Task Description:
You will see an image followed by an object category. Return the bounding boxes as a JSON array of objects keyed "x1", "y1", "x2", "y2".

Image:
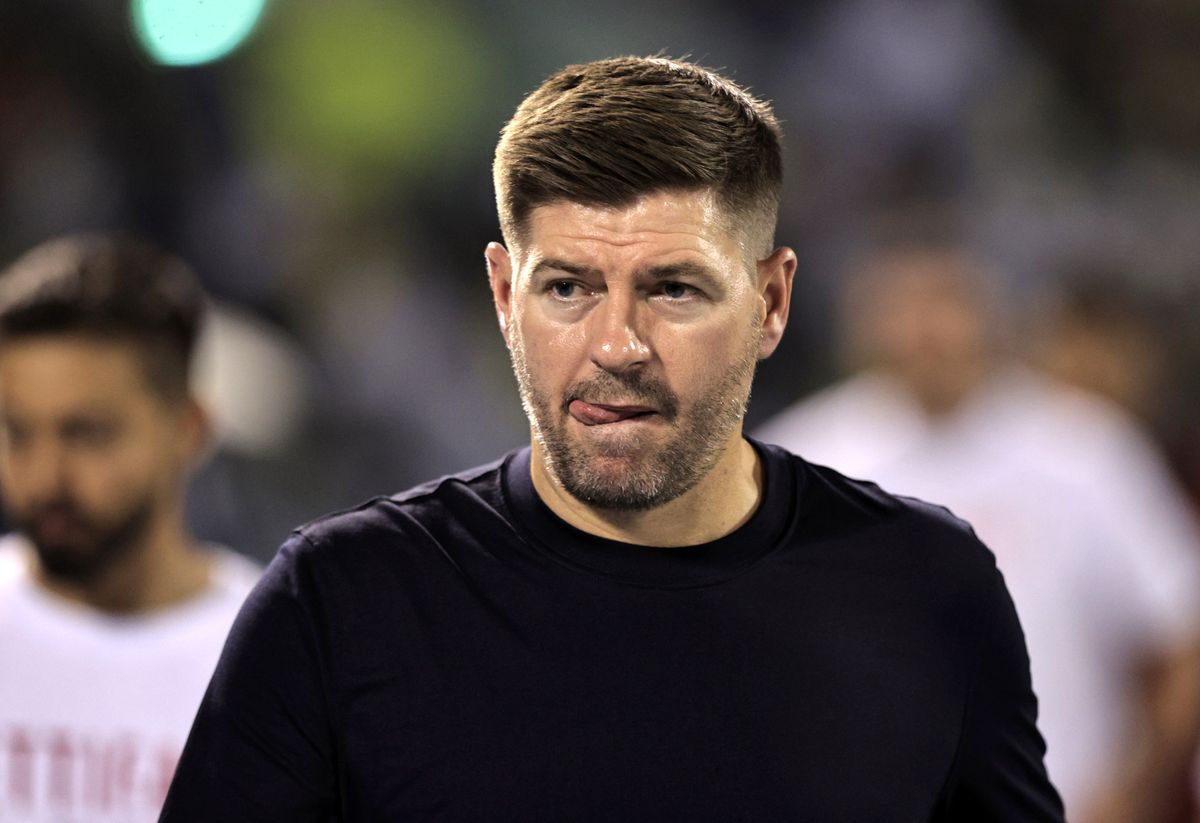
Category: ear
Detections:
[
  {"x1": 755, "y1": 246, "x2": 796, "y2": 359},
  {"x1": 176, "y1": 395, "x2": 214, "y2": 467},
  {"x1": 485, "y1": 241, "x2": 515, "y2": 346}
]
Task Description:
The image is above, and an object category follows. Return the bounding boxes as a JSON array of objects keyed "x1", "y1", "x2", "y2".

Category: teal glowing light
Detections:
[{"x1": 132, "y1": 0, "x2": 268, "y2": 66}]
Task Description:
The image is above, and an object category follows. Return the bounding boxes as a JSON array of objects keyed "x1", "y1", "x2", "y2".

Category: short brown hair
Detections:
[
  {"x1": 0, "y1": 233, "x2": 205, "y2": 401},
  {"x1": 494, "y1": 56, "x2": 783, "y2": 257}
]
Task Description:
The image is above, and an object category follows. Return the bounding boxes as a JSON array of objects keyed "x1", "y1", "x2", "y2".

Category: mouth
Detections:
[
  {"x1": 568, "y1": 399, "x2": 659, "y2": 426},
  {"x1": 33, "y1": 511, "x2": 86, "y2": 537}
]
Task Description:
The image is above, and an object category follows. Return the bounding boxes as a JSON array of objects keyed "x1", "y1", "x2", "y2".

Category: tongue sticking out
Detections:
[{"x1": 569, "y1": 400, "x2": 652, "y2": 426}]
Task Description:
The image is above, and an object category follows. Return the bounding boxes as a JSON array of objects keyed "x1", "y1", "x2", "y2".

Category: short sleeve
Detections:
[
  {"x1": 159, "y1": 533, "x2": 338, "y2": 822},
  {"x1": 936, "y1": 565, "x2": 1066, "y2": 821}
]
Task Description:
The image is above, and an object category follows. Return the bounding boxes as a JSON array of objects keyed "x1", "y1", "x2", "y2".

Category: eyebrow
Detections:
[
  {"x1": 642, "y1": 262, "x2": 723, "y2": 289},
  {"x1": 529, "y1": 259, "x2": 601, "y2": 279},
  {"x1": 529, "y1": 259, "x2": 724, "y2": 288}
]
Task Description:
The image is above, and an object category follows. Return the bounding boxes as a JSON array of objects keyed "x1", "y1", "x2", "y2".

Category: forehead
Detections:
[
  {"x1": 522, "y1": 189, "x2": 744, "y2": 270},
  {"x1": 0, "y1": 336, "x2": 158, "y2": 412}
]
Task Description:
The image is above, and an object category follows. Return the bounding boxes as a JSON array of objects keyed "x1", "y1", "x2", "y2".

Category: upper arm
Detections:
[
  {"x1": 160, "y1": 533, "x2": 339, "y2": 822},
  {"x1": 936, "y1": 565, "x2": 1065, "y2": 822}
]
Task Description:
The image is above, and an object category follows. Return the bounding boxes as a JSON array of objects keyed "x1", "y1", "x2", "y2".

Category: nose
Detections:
[{"x1": 587, "y1": 288, "x2": 651, "y2": 374}]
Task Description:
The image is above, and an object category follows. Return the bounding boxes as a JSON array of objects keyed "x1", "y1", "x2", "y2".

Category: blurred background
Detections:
[
  {"x1": 2, "y1": 0, "x2": 1198, "y2": 555},
  {"x1": 2, "y1": 1, "x2": 1200, "y2": 819}
]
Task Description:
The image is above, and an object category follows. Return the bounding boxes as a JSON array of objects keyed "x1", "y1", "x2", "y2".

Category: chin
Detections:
[
  {"x1": 559, "y1": 456, "x2": 676, "y2": 511},
  {"x1": 33, "y1": 543, "x2": 107, "y2": 583}
]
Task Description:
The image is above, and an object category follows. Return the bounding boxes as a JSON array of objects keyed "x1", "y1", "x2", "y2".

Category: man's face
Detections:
[
  {"x1": 0, "y1": 336, "x2": 198, "y2": 582},
  {"x1": 490, "y1": 189, "x2": 790, "y2": 511},
  {"x1": 845, "y1": 252, "x2": 990, "y2": 414}
]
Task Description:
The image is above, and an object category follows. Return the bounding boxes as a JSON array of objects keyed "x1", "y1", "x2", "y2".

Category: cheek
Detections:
[
  {"x1": 72, "y1": 450, "x2": 151, "y2": 502},
  {"x1": 515, "y1": 314, "x2": 589, "y2": 379},
  {"x1": 73, "y1": 434, "x2": 177, "y2": 508},
  {"x1": 0, "y1": 455, "x2": 26, "y2": 506},
  {"x1": 659, "y1": 316, "x2": 754, "y2": 388}
]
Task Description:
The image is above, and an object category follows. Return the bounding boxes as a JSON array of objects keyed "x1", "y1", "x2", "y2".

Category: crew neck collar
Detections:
[{"x1": 500, "y1": 438, "x2": 799, "y2": 588}]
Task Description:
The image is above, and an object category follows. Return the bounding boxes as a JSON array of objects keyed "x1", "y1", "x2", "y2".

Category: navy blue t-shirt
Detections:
[{"x1": 161, "y1": 440, "x2": 1063, "y2": 821}]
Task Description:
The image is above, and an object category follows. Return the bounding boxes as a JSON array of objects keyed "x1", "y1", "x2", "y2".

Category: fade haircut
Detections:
[
  {"x1": 494, "y1": 56, "x2": 783, "y2": 259},
  {"x1": 0, "y1": 233, "x2": 205, "y2": 402}
]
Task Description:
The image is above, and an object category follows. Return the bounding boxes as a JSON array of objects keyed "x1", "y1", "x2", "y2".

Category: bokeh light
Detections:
[
  {"x1": 132, "y1": 0, "x2": 268, "y2": 66},
  {"x1": 237, "y1": 0, "x2": 490, "y2": 198}
]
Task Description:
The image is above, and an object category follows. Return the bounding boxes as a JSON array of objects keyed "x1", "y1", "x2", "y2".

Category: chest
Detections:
[
  {"x1": 0, "y1": 618, "x2": 223, "y2": 823},
  {"x1": 323, "y1": 572, "x2": 970, "y2": 821}
]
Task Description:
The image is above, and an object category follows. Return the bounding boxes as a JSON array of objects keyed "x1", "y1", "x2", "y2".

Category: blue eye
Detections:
[
  {"x1": 661, "y1": 282, "x2": 693, "y2": 299},
  {"x1": 550, "y1": 281, "x2": 579, "y2": 299}
]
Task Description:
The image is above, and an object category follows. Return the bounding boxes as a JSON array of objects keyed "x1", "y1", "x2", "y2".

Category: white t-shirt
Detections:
[
  {"x1": 0, "y1": 536, "x2": 260, "y2": 823},
  {"x1": 756, "y1": 367, "x2": 1200, "y2": 816}
]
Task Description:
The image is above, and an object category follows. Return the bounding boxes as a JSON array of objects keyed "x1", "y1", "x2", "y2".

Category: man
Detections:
[
  {"x1": 757, "y1": 242, "x2": 1200, "y2": 822},
  {"x1": 162, "y1": 57, "x2": 1063, "y2": 820},
  {"x1": 0, "y1": 234, "x2": 260, "y2": 822}
]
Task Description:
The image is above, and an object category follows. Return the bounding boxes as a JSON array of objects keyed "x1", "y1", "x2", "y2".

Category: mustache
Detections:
[{"x1": 562, "y1": 371, "x2": 680, "y2": 420}]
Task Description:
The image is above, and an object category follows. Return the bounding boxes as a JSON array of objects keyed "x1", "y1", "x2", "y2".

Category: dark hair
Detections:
[
  {"x1": 494, "y1": 56, "x2": 783, "y2": 256},
  {"x1": 0, "y1": 233, "x2": 205, "y2": 400}
]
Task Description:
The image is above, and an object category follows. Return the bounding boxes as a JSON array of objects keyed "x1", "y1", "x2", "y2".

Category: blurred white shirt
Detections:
[{"x1": 0, "y1": 536, "x2": 259, "y2": 823}]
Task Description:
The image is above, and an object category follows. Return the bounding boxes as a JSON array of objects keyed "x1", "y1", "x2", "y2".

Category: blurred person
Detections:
[
  {"x1": 757, "y1": 242, "x2": 1200, "y2": 822},
  {"x1": 1031, "y1": 272, "x2": 1200, "y2": 821},
  {"x1": 1031, "y1": 273, "x2": 1171, "y2": 424},
  {"x1": 0, "y1": 234, "x2": 260, "y2": 822},
  {"x1": 161, "y1": 57, "x2": 1062, "y2": 821}
]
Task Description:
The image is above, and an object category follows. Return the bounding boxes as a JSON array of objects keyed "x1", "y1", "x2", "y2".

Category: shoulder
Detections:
[
  {"x1": 0, "y1": 536, "x2": 31, "y2": 616},
  {"x1": 987, "y1": 368, "x2": 1154, "y2": 469},
  {"x1": 773, "y1": 441, "x2": 986, "y2": 547},
  {"x1": 231, "y1": 455, "x2": 520, "y2": 645},
  {"x1": 763, "y1": 441, "x2": 999, "y2": 589},
  {"x1": 203, "y1": 545, "x2": 264, "y2": 601},
  {"x1": 0, "y1": 534, "x2": 28, "y2": 586},
  {"x1": 263, "y1": 454, "x2": 516, "y2": 588},
  {"x1": 295, "y1": 454, "x2": 510, "y2": 549},
  {"x1": 762, "y1": 442, "x2": 1016, "y2": 677}
]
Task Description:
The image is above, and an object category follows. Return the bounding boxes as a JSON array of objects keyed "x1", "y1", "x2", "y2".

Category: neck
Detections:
[
  {"x1": 530, "y1": 434, "x2": 764, "y2": 547},
  {"x1": 33, "y1": 507, "x2": 212, "y2": 615},
  {"x1": 905, "y1": 359, "x2": 993, "y2": 419}
]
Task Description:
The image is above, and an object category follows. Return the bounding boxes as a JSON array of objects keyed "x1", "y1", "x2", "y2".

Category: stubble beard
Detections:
[
  {"x1": 509, "y1": 327, "x2": 761, "y2": 512},
  {"x1": 12, "y1": 493, "x2": 156, "y2": 585}
]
